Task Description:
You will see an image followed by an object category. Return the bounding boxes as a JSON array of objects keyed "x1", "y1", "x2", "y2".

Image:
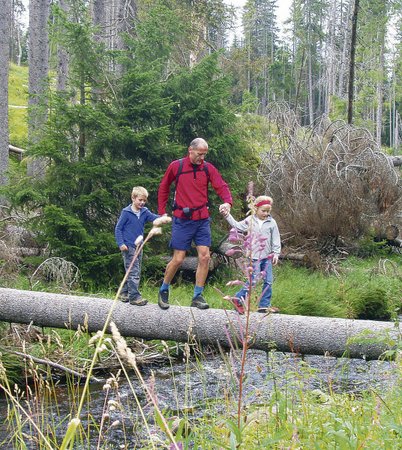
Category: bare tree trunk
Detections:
[
  {"x1": 0, "y1": 0, "x2": 11, "y2": 188},
  {"x1": 347, "y1": 0, "x2": 359, "y2": 125},
  {"x1": 325, "y1": 0, "x2": 337, "y2": 115},
  {"x1": 307, "y1": 48, "x2": 314, "y2": 124},
  {"x1": 307, "y1": 5, "x2": 314, "y2": 125},
  {"x1": 114, "y1": 0, "x2": 137, "y2": 74},
  {"x1": 375, "y1": 40, "x2": 384, "y2": 146},
  {"x1": 337, "y1": 0, "x2": 351, "y2": 96},
  {"x1": 27, "y1": 0, "x2": 50, "y2": 178},
  {"x1": 0, "y1": 288, "x2": 400, "y2": 360},
  {"x1": 57, "y1": 0, "x2": 69, "y2": 91},
  {"x1": 91, "y1": 0, "x2": 107, "y2": 42}
]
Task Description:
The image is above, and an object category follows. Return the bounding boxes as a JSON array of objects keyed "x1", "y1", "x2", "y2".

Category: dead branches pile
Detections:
[{"x1": 259, "y1": 108, "x2": 402, "y2": 249}]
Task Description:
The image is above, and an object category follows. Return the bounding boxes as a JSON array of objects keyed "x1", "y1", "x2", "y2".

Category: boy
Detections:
[
  {"x1": 221, "y1": 195, "x2": 281, "y2": 314},
  {"x1": 115, "y1": 186, "x2": 159, "y2": 305}
]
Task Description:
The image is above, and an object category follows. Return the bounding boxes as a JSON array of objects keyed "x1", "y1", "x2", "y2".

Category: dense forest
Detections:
[{"x1": 1, "y1": 0, "x2": 401, "y2": 287}]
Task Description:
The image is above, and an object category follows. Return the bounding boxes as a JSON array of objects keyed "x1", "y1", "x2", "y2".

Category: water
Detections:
[{"x1": 0, "y1": 350, "x2": 399, "y2": 449}]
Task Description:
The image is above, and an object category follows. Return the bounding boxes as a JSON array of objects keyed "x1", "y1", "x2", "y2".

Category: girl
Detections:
[{"x1": 222, "y1": 195, "x2": 281, "y2": 314}]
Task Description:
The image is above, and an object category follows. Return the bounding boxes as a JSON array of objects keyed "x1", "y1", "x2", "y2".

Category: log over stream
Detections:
[{"x1": 0, "y1": 288, "x2": 399, "y2": 360}]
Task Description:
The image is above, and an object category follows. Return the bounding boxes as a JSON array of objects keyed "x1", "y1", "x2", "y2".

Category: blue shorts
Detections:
[{"x1": 170, "y1": 217, "x2": 211, "y2": 250}]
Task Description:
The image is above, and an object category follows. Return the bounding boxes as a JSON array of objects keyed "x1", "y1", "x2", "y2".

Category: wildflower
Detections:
[
  {"x1": 134, "y1": 235, "x2": 144, "y2": 246},
  {"x1": 111, "y1": 420, "x2": 120, "y2": 428},
  {"x1": 88, "y1": 330, "x2": 103, "y2": 345},
  {"x1": 247, "y1": 181, "x2": 254, "y2": 196},
  {"x1": 228, "y1": 228, "x2": 242, "y2": 243},
  {"x1": 148, "y1": 227, "x2": 162, "y2": 238},
  {"x1": 96, "y1": 344, "x2": 108, "y2": 353},
  {"x1": 225, "y1": 247, "x2": 242, "y2": 257},
  {"x1": 226, "y1": 280, "x2": 244, "y2": 286},
  {"x1": 153, "y1": 216, "x2": 172, "y2": 226}
]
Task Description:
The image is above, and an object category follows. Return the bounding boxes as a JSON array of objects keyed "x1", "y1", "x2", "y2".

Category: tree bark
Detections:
[
  {"x1": 375, "y1": 38, "x2": 385, "y2": 146},
  {"x1": 0, "y1": 288, "x2": 399, "y2": 360},
  {"x1": 0, "y1": 0, "x2": 11, "y2": 187},
  {"x1": 347, "y1": 0, "x2": 359, "y2": 125},
  {"x1": 56, "y1": 0, "x2": 69, "y2": 91},
  {"x1": 390, "y1": 155, "x2": 402, "y2": 167},
  {"x1": 9, "y1": 144, "x2": 25, "y2": 157},
  {"x1": 27, "y1": 0, "x2": 50, "y2": 178}
]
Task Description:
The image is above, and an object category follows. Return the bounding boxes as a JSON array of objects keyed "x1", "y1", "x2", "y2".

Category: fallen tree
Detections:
[
  {"x1": 0, "y1": 288, "x2": 399, "y2": 360},
  {"x1": 390, "y1": 155, "x2": 402, "y2": 167}
]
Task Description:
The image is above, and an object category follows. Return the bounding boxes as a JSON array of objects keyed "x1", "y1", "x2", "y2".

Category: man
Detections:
[{"x1": 157, "y1": 138, "x2": 232, "y2": 310}]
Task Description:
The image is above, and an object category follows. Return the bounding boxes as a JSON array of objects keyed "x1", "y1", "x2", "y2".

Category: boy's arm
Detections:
[
  {"x1": 144, "y1": 208, "x2": 160, "y2": 223},
  {"x1": 115, "y1": 211, "x2": 127, "y2": 249}
]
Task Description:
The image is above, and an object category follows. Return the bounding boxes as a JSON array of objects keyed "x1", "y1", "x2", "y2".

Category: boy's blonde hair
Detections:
[
  {"x1": 131, "y1": 186, "x2": 149, "y2": 199},
  {"x1": 254, "y1": 195, "x2": 273, "y2": 211}
]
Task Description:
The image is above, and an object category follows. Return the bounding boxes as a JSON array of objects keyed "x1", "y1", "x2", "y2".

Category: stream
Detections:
[{"x1": 0, "y1": 349, "x2": 399, "y2": 449}]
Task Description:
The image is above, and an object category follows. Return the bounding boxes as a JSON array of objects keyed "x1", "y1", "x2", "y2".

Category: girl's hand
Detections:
[{"x1": 219, "y1": 203, "x2": 231, "y2": 217}]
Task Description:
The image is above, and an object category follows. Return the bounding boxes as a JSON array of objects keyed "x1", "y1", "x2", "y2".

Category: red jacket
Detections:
[{"x1": 158, "y1": 156, "x2": 232, "y2": 220}]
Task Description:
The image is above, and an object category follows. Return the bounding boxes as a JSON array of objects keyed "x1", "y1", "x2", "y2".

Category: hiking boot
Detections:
[
  {"x1": 129, "y1": 296, "x2": 148, "y2": 306},
  {"x1": 158, "y1": 290, "x2": 170, "y2": 310},
  {"x1": 191, "y1": 295, "x2": 210, "y2": 310},
  {"x1": 119, "y1": 294, "x2": 129, "y2": 303}
]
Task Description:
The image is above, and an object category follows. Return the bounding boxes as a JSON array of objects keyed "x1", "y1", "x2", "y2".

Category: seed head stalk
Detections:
[
  {"x1": 236, "y1": 181, "x2": 255, "y2": 429},
  {"x1": 60, "y1": 218, "x2": 172, "y2": 449}
]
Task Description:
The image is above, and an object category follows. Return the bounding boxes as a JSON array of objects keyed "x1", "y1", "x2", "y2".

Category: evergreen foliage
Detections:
[{"x1": 4, "y1": 0, "x2": 249, "y2": 287}]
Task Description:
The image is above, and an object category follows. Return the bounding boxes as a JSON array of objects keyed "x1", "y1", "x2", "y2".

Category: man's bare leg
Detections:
[
  {"x1": 163, "y1": 249, "x2": 186, "y2": 284},
  {"x1": 191, "y1": 245, "x2": 210, "y2": 309},
  {"x1": 195, "y1": 245, "x2": 210, "y2": 287},
  {"x1": 158, "y1": 249, "x2": 186, "y2": 309}
]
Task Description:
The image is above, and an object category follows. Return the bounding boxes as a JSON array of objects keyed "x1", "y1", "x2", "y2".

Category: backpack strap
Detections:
[
  {"x1": 175, "y1": 158, "x2": 184, "y2": 185},
  {"x1": 172, "y1": 159, "x2": 210, "y2": 212},
  {"x1": 175, "y1": 158, "x2": 210, "y2": 185}
]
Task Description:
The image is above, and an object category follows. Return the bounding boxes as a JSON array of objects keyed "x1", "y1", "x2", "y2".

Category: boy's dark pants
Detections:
[{"x1": 121, "y1": 246, "x2": 142, "y2": 300}]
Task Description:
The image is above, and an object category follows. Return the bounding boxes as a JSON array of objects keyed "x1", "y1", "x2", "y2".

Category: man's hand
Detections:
[
  {"x1": 219, "y1": 202, "x2": 231, "y2": 217},
  {"x1": 119, "y1": 244, "x2": 128, "y2": 251},
  {"x1": 272, "y1": 254, "x2": 279, "y2": 265}
]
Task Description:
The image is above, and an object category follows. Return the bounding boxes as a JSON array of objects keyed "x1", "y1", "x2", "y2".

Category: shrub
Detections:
[{"x1": 353, "y1": 287, "x2": 391, "y2": 321}]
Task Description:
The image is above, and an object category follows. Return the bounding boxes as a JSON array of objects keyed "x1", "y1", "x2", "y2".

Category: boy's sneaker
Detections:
[
  {"x1": 158, "y1": 290, "x2": 170, "y2": 310},
  {"x1": 257, "y1": 306, "x2": 280, "y2": 314},
  {"x1": 129, "y1": 296, "x2": 148, "y2": 306},
  {"x1": 191, "y1": 295, "x2": 210, "y2": 310},
  {"x1": 119, "y1": 294, "x2": 129, "y2": 303},
  {"x1": 231, "y1": 297, "x2": 245, "y2": 315}
]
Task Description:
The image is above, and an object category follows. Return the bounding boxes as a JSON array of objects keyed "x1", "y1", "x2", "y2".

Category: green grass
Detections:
[
  {"x1": 194, "y1": 378, "x2": 402, "y2": 449},
  {"x1": 0, "y1": 253, "x2": 401, "y2": 449},
  {"x1": 134, "y1": 254, "x2": 402, "y2": 321},
  {"x1": 8, "y1": 63, "x2": 28, "y2": 147}
]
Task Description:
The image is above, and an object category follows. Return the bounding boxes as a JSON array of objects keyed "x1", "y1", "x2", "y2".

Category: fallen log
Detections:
[
  {"x1": 0, "y1": 288, "x2": 399, "y2": 360},
  {"x1": 390, "y1": 155, "x2": 402, "y2": 167},
  {"x1": 9, "y1": 145, "x2": 25, "y2": 160},
  {"x1": 218, "y1": 237, "x2": 315, "y2": 266},
  {"x1": 161, "y1": 255, "x2": 219, "y2": 271}
]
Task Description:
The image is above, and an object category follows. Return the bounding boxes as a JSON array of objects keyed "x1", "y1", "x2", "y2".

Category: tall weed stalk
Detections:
[
  {"x1": 58, "y1": 217, "x2": 177, "y2": 449},
  {"x1": 221, "y1": 182, "x2": 272, "y2": 441}
]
